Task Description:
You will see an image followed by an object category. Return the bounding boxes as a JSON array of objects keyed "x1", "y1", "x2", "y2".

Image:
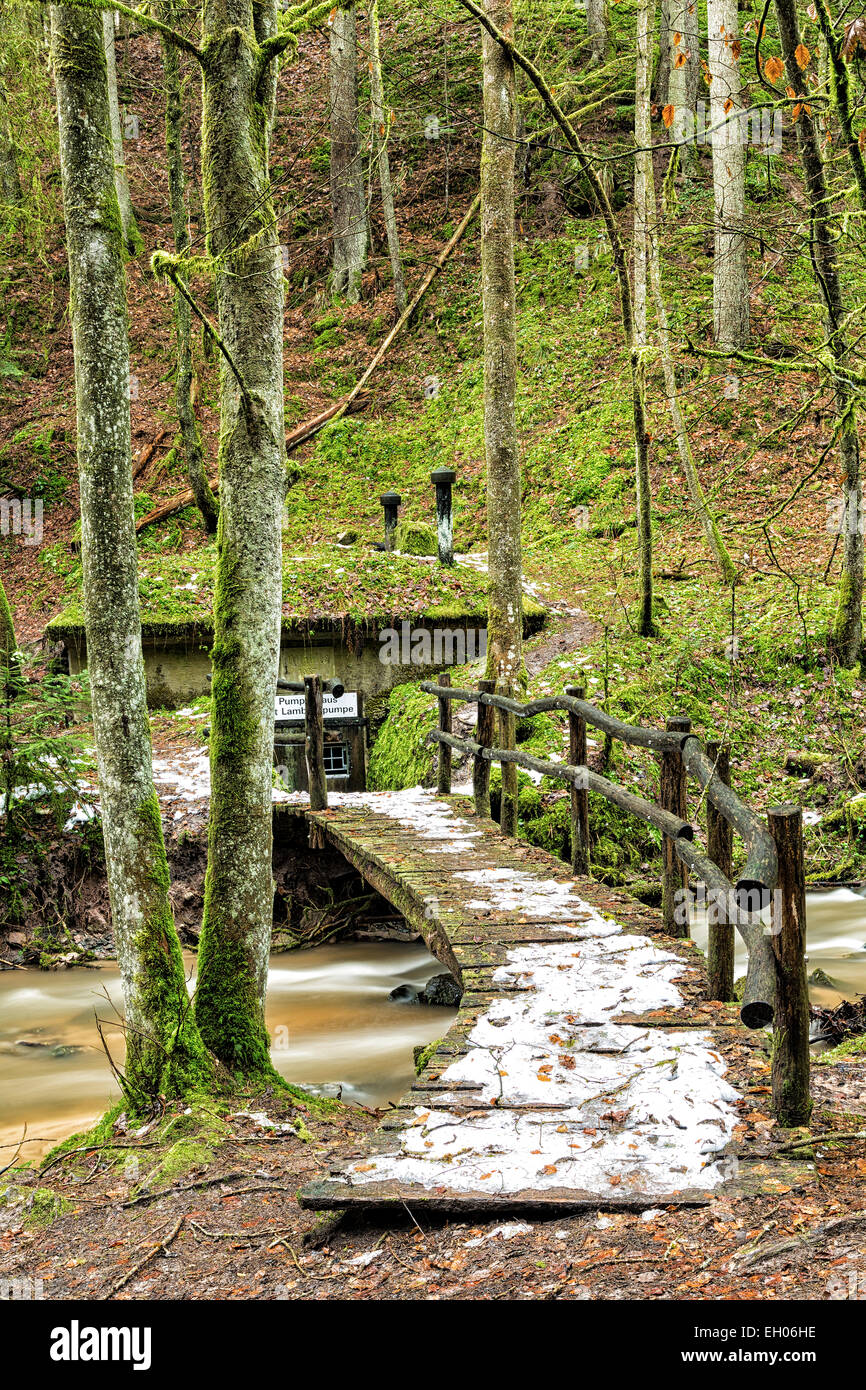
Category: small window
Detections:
[{"x1": 322, "y1": 742, "x2": 350, "y2": 778}]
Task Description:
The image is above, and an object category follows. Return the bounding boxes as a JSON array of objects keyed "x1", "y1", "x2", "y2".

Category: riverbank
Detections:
[{"x1": 1, "y1": 1062, "x2": 865, "y2": 1302}]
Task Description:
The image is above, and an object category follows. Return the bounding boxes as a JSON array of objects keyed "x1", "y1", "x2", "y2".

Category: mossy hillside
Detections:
[
  {"x1": 45, "y1": 546, "x2": 499, "y2": 637},
  {"x1": 367, "y1": 683, "x2": 439, "y2": 790}
]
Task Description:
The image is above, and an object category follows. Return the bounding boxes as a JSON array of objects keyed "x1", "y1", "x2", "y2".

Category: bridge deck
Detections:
[{"x1": 296, "y1": 790, "x2": 809, "y2": 1215}]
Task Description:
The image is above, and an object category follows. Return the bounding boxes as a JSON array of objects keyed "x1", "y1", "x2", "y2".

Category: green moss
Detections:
[
  {"x1": 414, "y1": 1038, "x2": 442, "y2": 1074},
  {"x1": 24, "y1": 1186, "x2": 72, "y2": 1228},
  {"x1": 125, "y1": 793, "x2": 213, "y2": 1107},
  {"x1": 143, "y1": 1138, "x2": 214, "y2": 1188},
  {"x1": 395, "y1": 519, "x2": 437, "y2": 555},
  {"x1": 367, "y1": 683, "x2": 438, "y2": 790}
]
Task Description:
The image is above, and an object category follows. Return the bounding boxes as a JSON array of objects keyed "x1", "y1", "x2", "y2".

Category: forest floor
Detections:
[
  {"x1": 3, "y1": 8, "x2": 866, "y2": 1301},
  {"x1": 1, "y1": 1068, "x2": 865, "y2": 1302}
]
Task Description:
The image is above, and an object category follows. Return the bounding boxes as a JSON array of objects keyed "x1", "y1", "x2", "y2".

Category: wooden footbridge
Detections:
[{"x1": 291, "y1": 676, "x2": 813, "y2": 1215}]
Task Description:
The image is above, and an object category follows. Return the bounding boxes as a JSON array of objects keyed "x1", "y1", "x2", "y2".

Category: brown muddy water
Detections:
[
  {"x1": 3, "y1": 891, "x2": 866, "y2": 1162},
  {"x1": 0, "y1": 942, "x2": 455, "y2": 1161},
  {"x1": 690, "y1": 887, "x2": 866, "y2": 1010}
]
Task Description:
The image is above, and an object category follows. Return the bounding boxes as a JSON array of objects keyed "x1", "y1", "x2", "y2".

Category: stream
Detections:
[
  {"x1": 2, "y1": 889, "x2": 866, "y2": 1162},
  {"x1": 0, "y1": 941, "x2": 454, "y2": 1161}
]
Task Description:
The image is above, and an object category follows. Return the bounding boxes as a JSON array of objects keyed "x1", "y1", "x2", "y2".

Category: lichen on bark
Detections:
[
  {"x1": 51, "y1": 0, "x2": 209, "y2": 1106},
  {"x1": 192, "y1": 0, "x2": 286, "y2": 1079}
]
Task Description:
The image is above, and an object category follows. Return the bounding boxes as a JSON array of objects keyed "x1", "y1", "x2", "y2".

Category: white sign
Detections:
[{"x1": 274, "y1": 691, "x2": 358, "y2": 723}]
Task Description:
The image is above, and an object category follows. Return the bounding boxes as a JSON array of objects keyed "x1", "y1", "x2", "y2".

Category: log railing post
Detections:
[
  {"x1": 498, "y1": 683, "x2": 518, "y2": 837},
  {"x1": 379, "y1": 490, "x2": 401, "y2": 551},
  {"x1": 706, "y1": 740, "x2": 735, "y2": 1000},
  {"x1": 565, "y1": 684, "x2": 589, "y2": 875},
  {"x1": 473, "y1": 678, "x2": 495, "y2": 817},
  {"x1": 430, "y1": 467, "x2": 456, "y2": 566},
  {"x1": 436, "y1": 672, "x2": 451, "y2": 795},
  {"x1": 768, "y1": 805, "x2": 812, "y2": 1127},
  {"x1": 660, "y1": 716, "x2": 691, "y2": 936},
  {"x1": 304, "y1": 673, "x2": 328, "y2": 811}
]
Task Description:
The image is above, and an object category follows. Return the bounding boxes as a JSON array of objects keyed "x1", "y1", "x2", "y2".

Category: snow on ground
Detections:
[
  {"x1": 339, "y1": 924, "x2": 740, "y2": 1197},
  {"x1": 54, "y1": 765, "x2": 741, "y2": 1198}
]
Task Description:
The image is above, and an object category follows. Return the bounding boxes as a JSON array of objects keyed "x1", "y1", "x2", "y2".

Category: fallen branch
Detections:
[
  {"x1": 104, "y1": 1216, "x2": 184, "y2": 1299},
  {"x1": 775, "y1": 1128, "x2": 866, "y2": 1153},
  {"x1": 135, "y1": 194, "x2": 480, "y2": 536},
  {"x1": 132, "y1": 428, "x2": 171, "y2": 481}
]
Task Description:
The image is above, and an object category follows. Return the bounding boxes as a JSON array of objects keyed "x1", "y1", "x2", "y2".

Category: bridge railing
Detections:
[{"x1": 418, "y1": 679, "x2": 811, "y2": 1120}]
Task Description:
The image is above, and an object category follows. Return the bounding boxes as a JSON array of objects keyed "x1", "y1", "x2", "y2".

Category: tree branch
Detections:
[{"x1": 43, "y1": 0, "x2": 204, "y2": 63}]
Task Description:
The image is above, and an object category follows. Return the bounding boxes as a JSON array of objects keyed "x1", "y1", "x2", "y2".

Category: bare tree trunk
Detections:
[
  {"x1": 683, "y1": 0, "x2": 699, "y2": 113},
  {"x1": 634, "y1": 0, "x2": 652, "y2": 348},
  {"x1": 330, "y1": 4, "x2": 366, "y2": 302},
  {"x1": 160, "y1": 2, "x2": 218, "y2": 533},
  {"x1": 667, "y1": 0, "x2": 696, "y2": 173},
  {"x1": 707, "y1": 0, "x2": 749, "y2": 348},
  {"x1": 102, "y1": 11, "x2": 140, "y2": 255},
  {"x1": 774, "y1": 0, "x2": 862, "y2": 665},
  {"x1": 481, "y1": 0, "x2": 522, "y2": 836},
  {"x1": 654, "y1": 0, "x2": 671, "y2": 106},
  {"x1": 51, "y1": 2, "x2": 209, "y2": 1105},
  {"x1": 640, "y1": 0, "x2": 737, "y2": 585},
  {"x1": 369, "y1": 0, "x2": 405, "y2": 317},
  {"x1": 586, "y1": 0, "x2": 608, "y2": 67},
  {"x1": 193, "y1": 0, "x2": 287, "y2": 1076}
]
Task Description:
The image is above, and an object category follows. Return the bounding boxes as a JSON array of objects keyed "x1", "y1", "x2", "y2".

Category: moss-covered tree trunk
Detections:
[
  {"x1": 193, "y1": 0, "x2": 285, "y2": 1077},
  {"x1": 0, "y1": 5, "x2": 21, "y2": 208},
  {"x1": 369, "y1": 0, "x2": 405, "y2": 317},
  {"x1": 481, "y1": 0, "x2": 521, "y2": 832},
  {"x1": 775, "y1": 0, "x2": 862, "y2": 666},
  {"x1": 329, "y1": 3, "x2": 366, "y2": 301},
  {"x1": 160, "y1": 1, "x2": 218, "y2": 533},
  {"x1": 102, "y1": 10, "x2": 140, "y2": 254},
  {"x1": 707, "y1": 0, "x2": 749, "y2": 349},
  {"x1": 51, "y1": 2, "x2": 209, "y2": 1105}
]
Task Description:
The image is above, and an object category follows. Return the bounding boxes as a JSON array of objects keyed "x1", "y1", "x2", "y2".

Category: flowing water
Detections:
[
  {"x1": 690, "y1": 887, "x2": 866, "y2": 1009},
  {"x1": 3, "y1": 891, "x2": 866, "y2": 1163},
  {"x1": 0, "y1": 942, "x2": 454, "y2": 1161}
]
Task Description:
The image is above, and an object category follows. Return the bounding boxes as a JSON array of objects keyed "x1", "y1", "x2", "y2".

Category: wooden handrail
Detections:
[
  {"x1": 420, "y1": 678, "x2": 782, "y2": 1030},
  {"x1": 419, "y1": 679, "x2": 776, "y2": 892}
]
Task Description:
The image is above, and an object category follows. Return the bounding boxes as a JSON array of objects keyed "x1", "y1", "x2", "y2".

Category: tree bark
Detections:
[
  {"x1": 586, "y1": 0, "x2": 608, "y2": 67},
  {"x1": 667, "y1": 0, "x2": 696, "y2": 173},
  {"x1": 774, "y1": 0, "x2": 862, "y2": 666},
  {"x1": 369, "y1": 0, "x2": 406, "y2": 317},
  {"x1": 642, "y1": 3, "x2": 737, "y2": 584},
  {"x1": 481, "y1": 0, "x2": 522, "y2": 832},
  {"x1": 707, "y1": 0, "x2": 749, "y2": 348},
  {"x1": 330, "y1": 4, "x2": 366, "y2": 302},
  {"x1": 193, "y1": 0, "x2": 286, "y2": 1077},
  {"x1": 654, "y1": 0, "x2": 671, "y2": 107},
  {"x1": 102, "y1": 11, "x2": 140, "y2": 254},
  {"x1": 51, "y1": 2, "x2": 208, "y2": 1105},
  {"x1": 160, "y1": 2, "x2": 218, "y2": 533}
]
